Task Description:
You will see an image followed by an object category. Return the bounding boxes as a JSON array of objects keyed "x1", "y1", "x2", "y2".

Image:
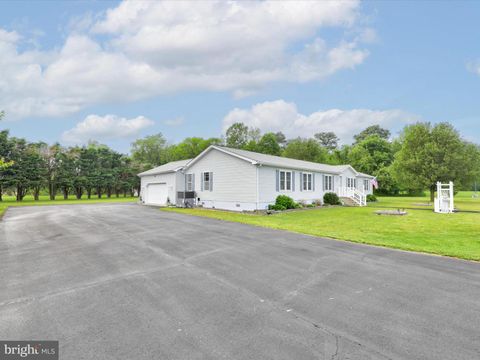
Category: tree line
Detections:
[
  {"x1": 0, "y1": 115, "x2": 141, "y2": 201},
  {"x1": 1, "y1": 107, "x2": 479, "y2": 202},
  {"x1": 131, "y1": 121, "x2": 480, "y2": 201}
]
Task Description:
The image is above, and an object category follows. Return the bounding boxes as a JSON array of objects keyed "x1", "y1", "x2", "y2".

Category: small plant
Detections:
[
  {"x1": 275, "y1": 195, "x2": 297, "y2": 209},
  {"x1": 323, "y1": 192, "x2": 341, "y2": 205},
  {"x1": 313, "y1": 199, "x2": 323, "y2": 207},
  {"x1": 367, "y1": 194, "x2": 378, "y2": 202}
]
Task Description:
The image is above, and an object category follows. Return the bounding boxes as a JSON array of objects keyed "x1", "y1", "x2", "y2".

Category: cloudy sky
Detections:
[{"x1": 1, "y1": 0, "x2": 479, "y2": 152}]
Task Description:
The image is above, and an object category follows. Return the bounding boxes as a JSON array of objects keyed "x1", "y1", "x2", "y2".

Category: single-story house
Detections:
[{"x1": 138, "y1": 145, "x2": 374, "y2": 211}]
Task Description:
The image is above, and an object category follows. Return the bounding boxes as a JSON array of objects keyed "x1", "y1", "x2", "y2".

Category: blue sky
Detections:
[{"x1": 1, "y1": 0, "x2": 479, "y2": 153}]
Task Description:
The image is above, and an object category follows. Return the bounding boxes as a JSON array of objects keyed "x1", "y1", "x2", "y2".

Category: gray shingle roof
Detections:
[
  {"x1": 213, "y1": 146, "x2": 362, "y2": 175},
  {"x1": 138, "y1": 159, "x2": 191, "y2": 176}
]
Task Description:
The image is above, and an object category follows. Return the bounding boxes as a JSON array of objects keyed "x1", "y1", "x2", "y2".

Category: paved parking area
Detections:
[{"x1": 0, "y1": 203, "x2": 479, "y2": 359}]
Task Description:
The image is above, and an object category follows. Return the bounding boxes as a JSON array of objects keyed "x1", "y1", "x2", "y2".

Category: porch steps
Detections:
[{"x1": 340, "y1": 196, "x2": 360, "y2": 207}]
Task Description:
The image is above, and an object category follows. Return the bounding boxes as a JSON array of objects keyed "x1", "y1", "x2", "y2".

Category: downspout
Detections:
[{"x1": 256, "y1": 164, "x2": 261, "y2": 210}]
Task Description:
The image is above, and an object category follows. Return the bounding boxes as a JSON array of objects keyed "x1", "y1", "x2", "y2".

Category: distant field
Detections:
[
  {"x1": 163, "y1": 192, "x2": 480, "y2": 261},
  {"x1": 0, "y1": 195, "x2": 137, "y2": 217}
]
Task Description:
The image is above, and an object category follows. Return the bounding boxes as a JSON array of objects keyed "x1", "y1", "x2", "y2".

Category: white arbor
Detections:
[{"x1": 434, "y1": 182, "x2": 454, "y2": 213}]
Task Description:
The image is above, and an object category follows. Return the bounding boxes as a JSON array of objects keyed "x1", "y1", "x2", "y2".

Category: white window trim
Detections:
[
  {"x1": 302, "y1": 172, "x2": 313, "y2": 191},
  {"x1": 324, "y1": 175, "x2": 333, "y2": 191},
  {"x1": 363, "y1": 179, "x2": 370, "y2": 191},
  {"x1": 203, "y1": 171, "x2": 212, "y2": 191},
  {"x1": 279, "y1": 170, "x2": 293, "y2": 192},
  {"x1": 186, "y1": 173, "x2": 194, "y2": 191},
  {"x1": 347, "y1": 177, "x2": 356, "y2": 188}
]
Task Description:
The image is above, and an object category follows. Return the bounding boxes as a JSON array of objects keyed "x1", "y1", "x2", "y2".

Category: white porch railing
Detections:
[{"x1": 337, "y1": 187, "x2": 367, "y2": 206}]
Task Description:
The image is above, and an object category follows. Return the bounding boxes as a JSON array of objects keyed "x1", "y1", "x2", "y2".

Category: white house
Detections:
[{"x1": 138, "y1": 145, "x2": 374, "y2": 211}]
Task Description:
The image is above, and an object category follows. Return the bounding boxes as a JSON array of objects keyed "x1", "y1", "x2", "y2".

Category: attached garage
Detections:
[
  {"x1": 138, "y1": 159, "x2": 192, "y2": 207},
  {"x1": 145, "y1": 183, "x2": 168, "y2": 205}
]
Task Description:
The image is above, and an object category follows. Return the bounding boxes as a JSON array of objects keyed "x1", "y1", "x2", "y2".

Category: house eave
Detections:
[{"x1": 138, "y1": 169, "x2": 182, "y2": 177}]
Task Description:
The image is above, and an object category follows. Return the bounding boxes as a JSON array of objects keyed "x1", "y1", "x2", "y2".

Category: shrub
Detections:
[
  {"x1": 313, "y1": 199, "x2": 323, "y2": 207},
  {"x1": 275, "y1": 195, "x2": 297, "y2": 209},
  {"x1": 268, "y1": 204, "x2": 286, "y2": 211},
  {"x1": 323, "y1": 192, "x2": 341, "y2": 205},
  {"x1": 366, "y1": 194, "x2": 378, "y2": 202}
]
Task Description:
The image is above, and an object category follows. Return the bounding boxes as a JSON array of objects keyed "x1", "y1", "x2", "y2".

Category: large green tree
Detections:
[
  {"x1": 283, "y1": 138, "x2": 327, "y2": 163},
  {"x1": 2, "y1": 138, "x2": 37, "y2": 201},
  {"x1": 169, "y1": 137, "x2": 222, "y2": 160},
  {"x1": 0, "y1": 111, "x2": 13, "y2": 170},
  {"x1": 131, "y1": 133, "x2": 168, "y2": 169},
  {"x1": 256, "y1": 132, "x2": 281, "y2": 155},
  {"x1": 393, "y1": 122, "x2": 480, "y2": 201},
  {"x1": 348, "y1": 135, "x2": 394, "y2": 175},
  {"x1": 274, "y1": 132, "x2": 287, "y2": 148},
  {"x1": 39, "y1": 144, "x2": 61, "y2": 200},
  {"x1": 26, "y1": 143, "x2": 47, "y2": 200},
  {"x1": 314, "y1": 132, "x2": 339, "y2": 151},
  {"x1": 225, "y1": 123, "x2": 250, "y2": 148},
  {"x1": 354, "y1": 125, "x2": 391, "y2": 143}
]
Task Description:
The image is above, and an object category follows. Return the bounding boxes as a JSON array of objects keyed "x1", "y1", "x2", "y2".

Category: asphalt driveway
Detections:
[{"x1": 0, "y1": 204, "x2": 479, "y2": 359}]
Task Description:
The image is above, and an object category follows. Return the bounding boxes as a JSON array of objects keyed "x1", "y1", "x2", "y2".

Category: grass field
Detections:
[
  {"x1": 163, "y1": 192, "x2": 480, "y2": 261},
  {"x1": 0, "y1": 195, "x2": 137, "y2": 218},
  {"x1": 375, "y1": 191, "x2": 480, "y2": 212}
]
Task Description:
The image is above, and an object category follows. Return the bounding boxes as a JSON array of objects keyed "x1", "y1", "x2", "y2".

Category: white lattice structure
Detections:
[{"x1": 434, "y1": 182, "x2": 454, "y2": 213}]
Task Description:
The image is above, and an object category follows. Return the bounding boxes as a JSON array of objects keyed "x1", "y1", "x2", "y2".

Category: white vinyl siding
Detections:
[
  {"x1": 259, "y1": 166, "x2": 328, "y2": 208},
  {"x1": 187, "y1": 148, "x2": 257, "y2": 205},
  {"x1": 140, "y1": 172, "x2": 178, "y2": 205}
]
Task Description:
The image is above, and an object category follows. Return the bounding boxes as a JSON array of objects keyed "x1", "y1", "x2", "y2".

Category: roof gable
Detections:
[
  {"x1": 184, "y1": 146, "x2": 258, "y2": 169},
  {"x1": 138, "y1": 159, "x2": 191, "y2": 177}
]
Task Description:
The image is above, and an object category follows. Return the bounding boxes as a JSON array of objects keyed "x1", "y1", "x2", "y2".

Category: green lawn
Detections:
[
  {"x1": 163, "y1": 192, "x2": 480, "y2": 261},
  {"x1": 0, "y1": 195, "x2": 137, "y2": 218},
  {"x1": 375, "y1": 191, "x2": 480, "y2": 212}
]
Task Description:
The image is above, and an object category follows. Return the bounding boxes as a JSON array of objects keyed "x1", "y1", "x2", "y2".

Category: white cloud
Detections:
[
  {"x1": 222, "y1": 100, "x2": 421, "y2": 143},
  {"x1": 467, "y1": 60, "x2": 480, "y2": 76},
  {"x1": 0, "y1": 0, "x2": 373, "y2": 119},
  {"x1": 61, "y1": 114, "x2": 154, "y2": 144}
]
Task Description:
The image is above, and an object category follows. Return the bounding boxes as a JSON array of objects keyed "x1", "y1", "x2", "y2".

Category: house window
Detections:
[
  {"x1": 186, "y1": 174, "x2": 194, "y2": 191},
  {"x1": 324, "y1": 175, "x2": 333, "y2": 191},
  {"x1": 203, "y1": 172, "x2": 211, "y2": 191},
  {"x1": 302, "y1": 173, "x2": 312, "y2": 191},
  {"x1": 347, "y1": 178, "x2": 356, "y2": 188},
  {"x1": 280, "y1": 171, "x2": 292, "y2": 191},
  {"x1": 364, "y1": 179, "x2": 370, "y2": 191}
]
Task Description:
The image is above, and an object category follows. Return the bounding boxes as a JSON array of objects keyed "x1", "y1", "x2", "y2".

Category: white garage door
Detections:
[{"x1": 146, "y1": 183, "x2": 168, "y2": 205}]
